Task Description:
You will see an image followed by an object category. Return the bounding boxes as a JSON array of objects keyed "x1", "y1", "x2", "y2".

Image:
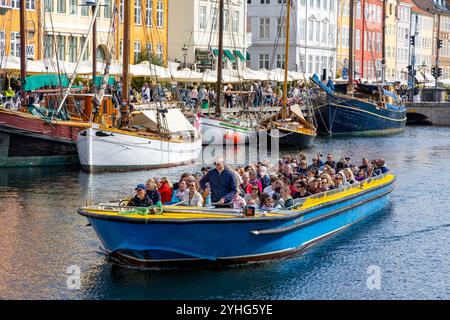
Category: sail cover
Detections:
[{"x1": 131, "y1": 109, "x2": 195, "y2": 134}]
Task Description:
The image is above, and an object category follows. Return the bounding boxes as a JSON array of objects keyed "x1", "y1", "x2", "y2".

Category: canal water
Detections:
[{"x1": 0, "y1": 126, "x2": 449, "y2": 300}]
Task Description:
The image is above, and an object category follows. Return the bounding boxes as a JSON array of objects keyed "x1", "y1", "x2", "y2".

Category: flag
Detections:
[{"x1": 194, "y1": 112, "x2": 202, "y2": 133}]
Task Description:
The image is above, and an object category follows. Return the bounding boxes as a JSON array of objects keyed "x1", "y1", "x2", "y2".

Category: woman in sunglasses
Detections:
[
  {"x1": 244, "y1": 186, "x2": 261, "y2": 207},
  {"x1": 182, "y1": 182, "x2": 204, "y2": 207}
]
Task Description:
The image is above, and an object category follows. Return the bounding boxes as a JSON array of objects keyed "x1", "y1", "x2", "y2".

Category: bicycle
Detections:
[{"x1": 2, "y1": 96, "x2": 21, "y2": 111}]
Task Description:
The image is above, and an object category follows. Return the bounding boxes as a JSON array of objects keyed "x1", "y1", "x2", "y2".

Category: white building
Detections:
[
  {"x1": 167, "y1": 0, "x2": 250, "y2": 71},
  {"x1": 247, "y1": 0, "x2": 337, "y2": 78},
  {"x1": 396, "y1": 1, "x2": 413, "y2": 81}
]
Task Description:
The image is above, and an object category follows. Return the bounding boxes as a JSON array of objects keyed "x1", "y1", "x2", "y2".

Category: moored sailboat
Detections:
[{"x1": 76, "y1": 0, "x2": 202, "y2": 172}]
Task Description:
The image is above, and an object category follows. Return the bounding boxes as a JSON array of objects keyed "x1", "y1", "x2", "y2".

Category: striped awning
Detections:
[
  {"x1": 234, "y1": 50, "x2": 246, "y2": 61},
  {"x1": 223, "y1": 49, "x2": 236, "y2": 62}
]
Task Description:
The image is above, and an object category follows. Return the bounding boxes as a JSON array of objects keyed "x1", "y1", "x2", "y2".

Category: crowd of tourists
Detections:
[{"x1": 127, "y1": 153, "x2": 390, "y2": 211}]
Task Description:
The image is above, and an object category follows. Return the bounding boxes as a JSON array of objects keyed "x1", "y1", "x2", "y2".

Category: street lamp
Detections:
[{"x1": 182, "y1": 44, "x2": 188, "y2": 68}]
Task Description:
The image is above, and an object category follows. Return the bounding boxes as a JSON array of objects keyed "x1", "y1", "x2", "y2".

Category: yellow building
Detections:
[
  {"x1": 336, "y1": 0, "x2": 350, "y2": 78},
  {"x1": 384, "y1": 0, "x2": 397, "y2": 82},
  {"x1": 116, "y1": 0, "x2": 168, "y2": 66},
  {"x1": 0, "y1": 0, "x2": 41, "y2": 60}
]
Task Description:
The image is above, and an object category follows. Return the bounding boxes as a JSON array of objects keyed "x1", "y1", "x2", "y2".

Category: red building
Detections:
[{"x1": 354, "y1": 0, "x2": 384, "y2": 81}]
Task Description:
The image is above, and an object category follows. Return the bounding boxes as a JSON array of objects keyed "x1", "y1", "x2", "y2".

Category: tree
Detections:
[{"x1": 136, "y1": 49, "x2": 164, "y2": 66}]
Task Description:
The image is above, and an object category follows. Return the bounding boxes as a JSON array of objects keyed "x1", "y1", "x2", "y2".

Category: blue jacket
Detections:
[{"x1": 200, "y1": 168, "x2": 237, "y2": 203}]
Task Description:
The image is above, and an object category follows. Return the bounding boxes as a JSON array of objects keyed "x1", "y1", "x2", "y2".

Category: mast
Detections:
[
  {"x1": 19, "y1": 0, "x2": 27, "y2": 98},
  {"x1": 92, "y1": 5, "x2": 97, "y2": 90},
  {"x1": 348, "y1": 0, "x2": 354, "y2": 92},
  {"x1": 122, "y1": 0, "x2": 131, "y2": 122},
  {"x1": 381, "y1": 0, "x2": 386, "y2": 83},
  {"x1": 215, "y1": 0, "x2": 224, "y2": 116},
  {"x1": 282, "y1": 0, "x2": 291, "y2": 119}
]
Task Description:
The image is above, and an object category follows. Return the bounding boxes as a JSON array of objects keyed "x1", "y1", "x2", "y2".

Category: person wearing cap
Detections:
[{"x1": 128, "y1": 184, "x2": 153, "y2": 207}]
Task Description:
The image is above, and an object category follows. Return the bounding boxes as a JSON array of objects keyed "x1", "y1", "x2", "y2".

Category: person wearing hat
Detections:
[{"x1": 128, "y1": 184, "x2": 153, "y2": 207}]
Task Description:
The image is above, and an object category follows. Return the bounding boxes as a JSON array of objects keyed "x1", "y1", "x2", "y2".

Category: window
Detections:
[
  {"x1": 376, "y1": 32, "x2": 381, "y2": 52},
  {"x1": 156, "y1": 43, "x2": 163, "y2": 60},
  {"x1": 299, "y1": 53, "x2": 305, "y2": 72},
  {"x1": 259, "y1": 18, "x2": 270, "y2": 39},
  {"x1": 259, "y1": 53, "x2": 269, "y2": 69},
  {"x1": 233, "y1": 11, "x2": 239, "y2": 33},
  {"x1": 276, "y1": 54, "x2": 285, "y2": 68},
  {"x1": 45, "y1": 0, "x2": 53, "y2": 11},
  {"x1": 68, "y1": 36, "x2": 77, "y2": 62},
  {"x1": 277, "y1": 17, "x2": 286, "y2": 38},
  {"x1": 69, "y1": 0, "x2": 77, "y2": 14},
  {"x1": 308, "y1": 55, "x2": 313, "y2": 73},
  {"x1": 146, "y1": 0, "x2": 152, "y2": 26},
  {"x1": 119, "y1": 39, "x2": 123, "y2": 59},
  {"x1": 156, "y1": 0, "x2": 164, "y2": 28},
  {"x1": 299, "y1": 19, "x2": 306, "y2": 41},
  {"x1": 26, "y1": 44, "x2": 35, "y2": 59},
  {"x1": 26, "y1": 0, "x2": 36, "y2": 9},
  {"x1": 211, "y1": 7, "x2": 217, "y2": 31},
  {"x1": 330, "y1": 0, "x2": 334, "y2": 10},
  {"x1": 134, "y1": 41, "x2": 141, "y2": 63},
  {"x1": 135, "y1": 0, "x2": 142, "y2": 25},
  {"x1": 315, "y1": 20, "x2": 320, "y2": 42},
  {"x1": 199, "y1": 6, "x2": 207, "y2": 30},
  {"x1": 322, "y1": 21, "x2": 327, "y2": 43},
  {"x1": 57, "y1": 0, "x2": 65, "y2": 13},
  {"x1": 44, "y1": 35, "x2": 53, "y2": 58},
  {"x1": 104, "y1": 0, "x2": 111, "y2": 19},
  {"x1": 80, "y1": 36, "x2": 88, "y2": 60},
  {"x1": 0, "y1": 31, "x2": 5, "y2": 56},
  {"x1": 224, "y1": 9, "x2": 229, "y2": 31},
  {"x1": 315, "y1": 56, "x2": 320, "y2": 73},
  {"x1": 309, "y1": 19, "x2": 314, "y2": 41},
  {"x1": 57, "y1": 35, "x2": 65, "y2": 60},
  {"x1": 356, "y1": 1, "x2": 361, "y2": 19},
  {"x1": 146, "y1": 43, "x2": 152, "y2": 55},
  {"x1": 81, "y1": 1, "x2": 89, "y2": 15},
  {"x1": 10, "y1": 32, "x2": 20, "y2": 57}
]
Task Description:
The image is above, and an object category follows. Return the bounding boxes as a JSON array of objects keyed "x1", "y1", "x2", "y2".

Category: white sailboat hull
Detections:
[
  {"x1": 77, "y1": 128, "x2": 202, "y2": 172},
  {"x1": 199, "y1": 116, "x2": 257, "y2": 145}
]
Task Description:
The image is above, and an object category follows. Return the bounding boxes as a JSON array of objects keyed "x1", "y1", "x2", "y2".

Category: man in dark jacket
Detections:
[
  {"x1": 200, "y1": 157, "x2": 237, "y2": 206},
  {"x1": 128, "y1": 184, "x2": 153, "y2": 207}
]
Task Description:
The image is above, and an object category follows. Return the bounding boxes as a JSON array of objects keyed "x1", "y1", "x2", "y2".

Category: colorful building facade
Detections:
[{"x1": 0, "y1": 0, "x2": 41, "y2": 60}]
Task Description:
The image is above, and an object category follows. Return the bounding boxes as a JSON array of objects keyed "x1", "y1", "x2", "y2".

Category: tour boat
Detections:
[{"x1": 78, "y1": 173, "x2": 395, "y2": 267}]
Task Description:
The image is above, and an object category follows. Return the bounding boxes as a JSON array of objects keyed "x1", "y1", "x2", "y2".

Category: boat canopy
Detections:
[
  {"x1": 131, "y1": 109, "x2": 196, "y2": 134},
  {"x1": 24, "y1": 74, "x2": 69, "y2": 91},
  {"x1": 382, "y1": 89, "x2": 401, "y2": 103},
  {"x1": 311, "y1": 73, "x2": 334, "y2": 95}
]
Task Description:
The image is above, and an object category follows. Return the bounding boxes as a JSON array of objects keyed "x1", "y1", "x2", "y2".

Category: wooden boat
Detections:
[
  {"x1": 312, "y1": 75, "x2": 407, "y2": 136},
  {"x1": 77, "y1": 108, "x2": 202, "y2": 172},
  {"x1": 78, "y1": 173, "x2": 395, "y2": 267},
  {"x1": 0, "y1": 93, "x2": 93, "y2": 168}
]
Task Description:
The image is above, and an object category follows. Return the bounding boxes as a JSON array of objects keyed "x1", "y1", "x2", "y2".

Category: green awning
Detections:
[
  {"x1": 246, "y1": 52, "x2": 250, "y2": 61},
  {"x1": 234, "y1": 50, "x2": 246, "y2": 61},
  {"x1": 94, "y1": 76, "x2": 115, "y2": 86},
  {"x1": 24, "y1": 74, "x2": 69, "y2": 91},
  {"x1": 212, "y1": 49, "x2": 219, "y2": 56},
  {"x1": 223, "y1": 49, "x2": 236, "y2": 62}
]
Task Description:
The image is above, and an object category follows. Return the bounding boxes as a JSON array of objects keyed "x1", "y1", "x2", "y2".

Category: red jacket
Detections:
[{"x1": 158, "y1": 182, "x2": 173, "y2": 204}]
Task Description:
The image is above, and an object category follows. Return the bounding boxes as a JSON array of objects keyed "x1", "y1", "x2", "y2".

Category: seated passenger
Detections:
[
  {"x1": 232, "y1": 193, "x2": 246, "y2": 209},
  {"x1": 292, "y1": 181, "x2": 312, "y2": 199},
  {"x1": 146, "y1": 179, "x2": 162, "y2": 207},
  {"x1": 182, "y1": 182, "x2": 204, "y2": 207},
  {"x1": 261, "y1": 195, "x2": 275, "y2": 211},
  {"x1": 128, "y1": 184, "x2": 153, "y2": 207},
  {"x1": 355, "y1": 169, "x2": 367, "y2": 181},
  {"x1": 377, "y1": 158, "x2": 389, "y2": 174},
  {"x1": 244, "y1": 186, "x2": 261, "y2": 207},
  {"x1": 343, "y1": 168, "x2": 356, "y2": 184},
  {"x1": 277, "y1": 186, "x2": 294, "y2": 208},
  {"x1": 158, "y1": 177, "x2": 173, "y2": 204},
  {"x1": 171, "y1": 180, "x2": 188, "y2": 203}
]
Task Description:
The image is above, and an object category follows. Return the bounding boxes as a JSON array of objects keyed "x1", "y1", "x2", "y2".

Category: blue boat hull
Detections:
[
  {"x1": 314, "y1": 96, "x2": 407, "y2": 136},
  {"x1": 81, "y1": 176, "x2": 395, "y2": 267}
]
